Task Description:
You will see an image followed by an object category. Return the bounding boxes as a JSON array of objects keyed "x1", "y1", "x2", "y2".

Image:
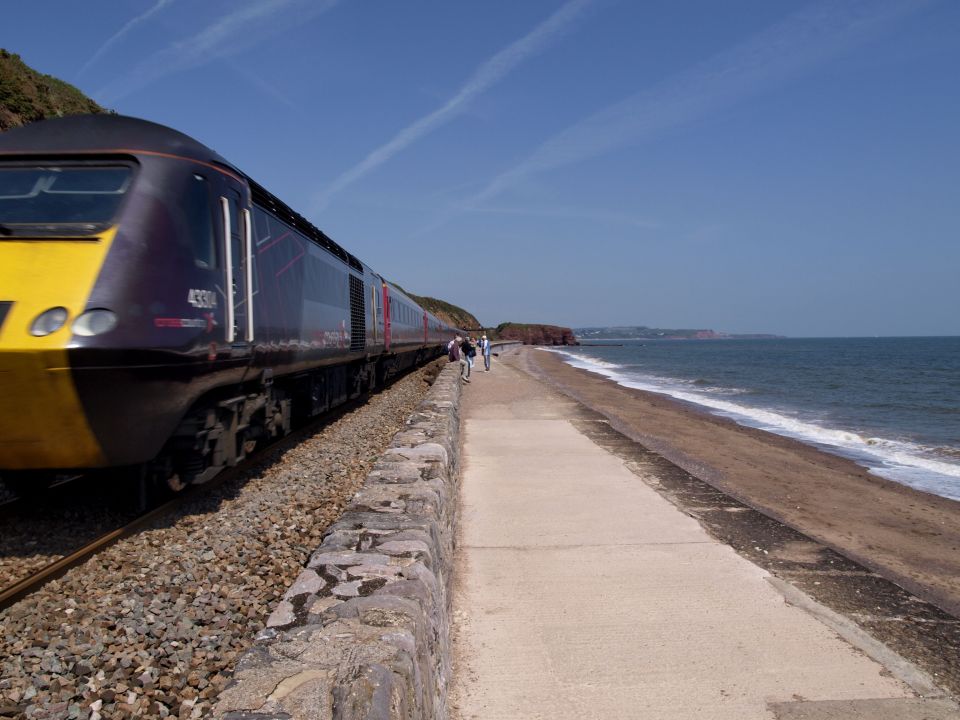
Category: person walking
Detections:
[
  {"x1": 461, "y1": 336, "x2": 475, "y2": 379},
  {"x1": 450, "y1": 335, "x2": 469, "y2": 382},
  {"x1": 482, "y1": 333, "x2": 492, "y2": 371}
]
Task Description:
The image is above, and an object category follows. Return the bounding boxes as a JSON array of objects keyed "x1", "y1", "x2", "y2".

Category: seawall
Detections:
[{"x1": 214, "y1": 360, "x2": 463, "y2": 719}]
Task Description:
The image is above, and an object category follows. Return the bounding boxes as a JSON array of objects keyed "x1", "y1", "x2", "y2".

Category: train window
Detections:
[
  {"x1": 185, "y1": 174, "x2": 216, "y2": 269},
  {"x1": 252, "y1": 206, "x2": 271, "y2": 246},
  {"x1": 303, "y1": 253, "x2": 349, "y2": 308},
  {"x1": 0, "y1": 164, "x2": 133, "y2": 234}
]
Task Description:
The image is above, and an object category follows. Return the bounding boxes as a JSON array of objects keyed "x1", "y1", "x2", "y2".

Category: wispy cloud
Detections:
[
  {"x1": 96, "y1": 0, "x2": 341, "y2": 104},
  {"x1": 227, "y1": 60, "x2": 300, "y2": 111},
  {"x1": 477, "y1": 204, "x2": 659, "y2": 230},
  {"x1": 80, "y1": 0, "x2": 176, "y2": 77},
  {"x1": 421, "y1": 0, "x2": 928, "y2": 234},
  {"x1": 310, "y1": 0, "x2": 597, "y2": 214}
]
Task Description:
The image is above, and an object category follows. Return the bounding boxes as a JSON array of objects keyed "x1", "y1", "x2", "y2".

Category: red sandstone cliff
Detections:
[{"x1": 495, "y1": 323, "x2": 579, "y2": 346}]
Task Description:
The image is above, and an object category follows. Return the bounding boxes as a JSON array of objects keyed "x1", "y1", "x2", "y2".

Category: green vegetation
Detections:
[
  {"x1": 408, "y1": 294, "x2": 481, "y2": 331},
  {"x1": 0, "y1": 49, "x2": 107, "y2": 131},
  {"x1": 385, "y1": 281, "x2": 481, "y2": 331}
]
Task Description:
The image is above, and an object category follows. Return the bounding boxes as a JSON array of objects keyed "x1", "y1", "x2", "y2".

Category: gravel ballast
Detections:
[
  {"x1": 0, "y1": 483, "x2": 142, "y2": 592},
  {"x1": 0, "y1": 362, "x2": 442, "y2": 720}
]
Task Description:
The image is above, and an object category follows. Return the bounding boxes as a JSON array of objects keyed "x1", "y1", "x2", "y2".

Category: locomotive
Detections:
[{"x1": 0, "y1": 115, "x2": 455, "y2": 492}]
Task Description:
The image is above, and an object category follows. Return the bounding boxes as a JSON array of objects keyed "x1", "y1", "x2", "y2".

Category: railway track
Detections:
[
  {"x1": 0, "y1": 361, "x2": 442, "y2": 718},
  {"x1": 0, "y1": 423, "x2": 313, "y2": 613},
  {"x1": 0, "y1": 363, "x2": 439, "y2": 615},
  {"x1": 0, "y1": 490, "x2": 186, "y2": 612}
]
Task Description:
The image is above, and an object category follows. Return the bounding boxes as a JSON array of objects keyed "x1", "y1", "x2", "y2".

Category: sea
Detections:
[{"x1": 547, "y1": 336, "x2": 960, "y2": 501}]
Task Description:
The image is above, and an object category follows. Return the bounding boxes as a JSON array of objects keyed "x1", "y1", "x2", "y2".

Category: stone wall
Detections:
[{"x1": 214, "y1": 362, "x2": 462, "y2": 720}]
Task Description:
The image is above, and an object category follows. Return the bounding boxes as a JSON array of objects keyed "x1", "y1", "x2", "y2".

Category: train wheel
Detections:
[{"x1": 138, "y1": 456, "x2": 190, "y2": 510}]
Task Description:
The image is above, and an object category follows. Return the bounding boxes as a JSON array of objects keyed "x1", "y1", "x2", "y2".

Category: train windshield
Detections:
[{"x1": 0, "y1": 164, "x2": 133, "y2": 235}]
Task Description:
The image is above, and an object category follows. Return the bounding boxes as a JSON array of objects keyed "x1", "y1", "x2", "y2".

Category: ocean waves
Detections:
[{"x1": 548, "y1": 345, "x2": 960, "y2": 501}]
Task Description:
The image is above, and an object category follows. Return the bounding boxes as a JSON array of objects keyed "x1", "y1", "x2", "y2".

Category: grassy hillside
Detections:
[
  {"x1": 386, "y1": 282, "x2": 480, "y2": 331},
  {"x1": 0, "y1": 50, "x2": 107, "y2": 131},
  {"x1": 409, "y1": 294, "x2": 481, "y2": 331}
]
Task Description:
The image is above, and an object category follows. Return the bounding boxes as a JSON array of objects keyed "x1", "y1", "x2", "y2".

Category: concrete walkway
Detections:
[{"x1": 450, "y1": 350, "x2": 946, "y2": 720}]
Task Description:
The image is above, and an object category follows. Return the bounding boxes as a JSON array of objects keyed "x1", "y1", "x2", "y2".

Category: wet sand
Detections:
[{"x1": 523, "y1": 347, "x2": 960, "y2": 618}]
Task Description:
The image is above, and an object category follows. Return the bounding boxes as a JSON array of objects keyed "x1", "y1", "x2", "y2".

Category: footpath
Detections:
[{"x1": 450, "y1": 348, "x2": 957, "y2": 720}]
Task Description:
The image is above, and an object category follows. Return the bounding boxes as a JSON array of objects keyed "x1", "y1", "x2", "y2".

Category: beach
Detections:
[{"x1": 523, "y1": 347, "x2": 960, "y2": 618}]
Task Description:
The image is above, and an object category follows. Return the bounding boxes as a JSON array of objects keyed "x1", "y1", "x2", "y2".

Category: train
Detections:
[{"x1": 0, "y1": 114, "x2": 457, "y2": 493}]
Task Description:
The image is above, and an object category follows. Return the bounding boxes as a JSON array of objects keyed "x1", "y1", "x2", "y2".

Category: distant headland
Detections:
[
  {"x1": 575, "y1": 326, "x2": 783, "y2": 340},
  {"x1": 494, "y1": 323, "x2": 579, "y2": 346}
]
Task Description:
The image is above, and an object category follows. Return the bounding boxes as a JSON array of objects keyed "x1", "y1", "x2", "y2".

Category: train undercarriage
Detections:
[
  {"x1": 0, "y1": 347, "x2": 441, "y2": 506},
  {"x1": 145, "y1": 348, "x2": 436, "y2": 500}
]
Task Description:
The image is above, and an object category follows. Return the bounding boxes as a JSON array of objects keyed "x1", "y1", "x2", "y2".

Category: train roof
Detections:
[
  {"x1": 0, "y1": 114, "x2": 239, "y2": 172},
  {"x1": 0, "y1": 114, "x2": 373, "y2": 273}
]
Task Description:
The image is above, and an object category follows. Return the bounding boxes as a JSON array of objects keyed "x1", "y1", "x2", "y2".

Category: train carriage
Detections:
[{"x1": 0, "y1": 115, "x2": 455, "y2": 491}]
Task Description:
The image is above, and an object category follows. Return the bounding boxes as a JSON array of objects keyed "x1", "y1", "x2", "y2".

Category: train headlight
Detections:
[
  {"x1": 72, "y1": 309, "x2": 118, "y2": 337},
  {"x1": 30, "y1": 307, "x2": 69, "y2": 336}
]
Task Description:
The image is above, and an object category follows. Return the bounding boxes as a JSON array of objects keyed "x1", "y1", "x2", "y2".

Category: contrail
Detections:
[
  {"x1": 80, "y1": 0, "x2": 176, "y2": 77},
  {"x1": 311, "y1": 0, "x2": 597, "y2": 214},
  {"x1": 420, "y1": 0, "x2": 928, "y2": 234},
  {"x1": 477, "y1": 204, "x2": 659, "y2": 230},
  {"x1": 96, "y1": 0, "x2": 341, "y2": 104}
]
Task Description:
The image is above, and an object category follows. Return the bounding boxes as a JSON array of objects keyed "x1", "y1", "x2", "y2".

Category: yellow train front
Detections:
[{"x1": 0, "y1": 115, "x2": 454, "y2": 490}]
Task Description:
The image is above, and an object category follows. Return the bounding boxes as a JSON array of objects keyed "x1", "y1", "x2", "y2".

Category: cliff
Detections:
[
  {"x1": 0, "y1": 50, "x2": 107, "y2": 131},
  {"x1": 495, "y1": 323, "x2": 579, "y2": 346}
]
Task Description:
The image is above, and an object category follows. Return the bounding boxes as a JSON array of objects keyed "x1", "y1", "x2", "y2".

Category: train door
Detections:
[
  {"x1": 219, "y1": 189, "x2": 254, "y2": 354},
  {"x1": 382, "y1": 282, "x2": 391, "y2": 351},
  {"x1": 370, "y1": 281, "x2": 379, "y2": 345}
]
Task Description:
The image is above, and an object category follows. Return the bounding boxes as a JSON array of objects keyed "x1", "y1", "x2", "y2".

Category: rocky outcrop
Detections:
[{"x1": 495, "y1": 323, "x2": 579, "y2": 346}]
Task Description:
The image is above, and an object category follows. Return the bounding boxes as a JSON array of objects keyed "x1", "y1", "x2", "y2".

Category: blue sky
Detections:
[{"x1": 4, "y1": 0, "x2": 958, "y2": 336}]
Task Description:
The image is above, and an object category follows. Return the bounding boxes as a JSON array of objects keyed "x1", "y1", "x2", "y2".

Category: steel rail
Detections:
[
  {"x1": 0, "y1": 358, "x2": 440, "y2": 613},
  {"x1": 0, "y1": 492, "x2": 190, "y2": 611}
]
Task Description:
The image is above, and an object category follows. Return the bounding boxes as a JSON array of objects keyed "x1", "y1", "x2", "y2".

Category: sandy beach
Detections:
[{"x1": 523, "y1": 347, "x2": 960, "y2": 618}]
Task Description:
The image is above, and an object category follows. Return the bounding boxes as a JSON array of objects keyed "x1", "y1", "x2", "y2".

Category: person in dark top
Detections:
[{"x1": 461, "y1": 336, "x2": 475, "y2": 379}]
